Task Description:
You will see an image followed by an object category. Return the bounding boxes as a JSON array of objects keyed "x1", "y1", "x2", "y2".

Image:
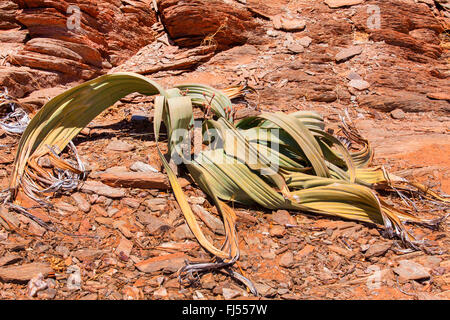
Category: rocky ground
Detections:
[{"x1": 0, "y1": 0, "x2": 449, "y2": 300}]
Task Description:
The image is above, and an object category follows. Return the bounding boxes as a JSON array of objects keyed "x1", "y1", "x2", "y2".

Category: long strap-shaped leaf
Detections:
[
  {"x1": 153, "y1": 94, "x2": 236, "y2": 261},
  {"x1": 9, "y1": 73, "x2": 166, "y2": 194}
]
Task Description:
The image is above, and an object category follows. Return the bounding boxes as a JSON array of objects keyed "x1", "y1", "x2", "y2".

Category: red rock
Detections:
[
  {"x1": 0, "y1": 29, "x2": 28, "y2": 43},
  {"x1": 71, "y1": 192, "x2": 91, "y2": 213},
  {"x1": 122, "y1": 285, "x2": 143, "y2": 300},
  {"x1": 0, "y1": 263, "x2": 52, "y2": 283},
  {"x1": 272, "y1": 210, "x2": 296, "y2": 226},
  {"x1": 153, "y1": 287, "x2": 168, "y2": 299},
  {"x1": 0, "y1": 66, "x2": 60, "y2": 98},
  {"x1": 172, "y1": 224, "x2": 195, "y2": 240},
  {"x1": 335, "y1": 46, "x2": 363, "y2": 62},
  {"x1": 122, "y1": 198, "x2": 141, "y2": 209},
  {"x1": 0, "y1": 254, "x2": 22, "y2": 267},
  {"x1": 365, "y1": 242, "x2": 392, "y2": 258},
  {"x1": 427, "y1": 92, "x2": 450, "y2": 101},
  {"x1": 158, "y1": 0, "x2": 256, "y2": 50},
  {"x1": 98, "y1": 171, "x2": 190, "y2": 190},
  {"x1": 192, "y1": 204, "x2": 225, "y2": 235},
  {"x1": 1, "y1": 0, "x2": 157, "y2": 96},
  {"x1": 394, "y1": 260, "x2": 430, "y2": 280},
  {"x1": 113, "y1": 220, "x2": 134, "y2": 239},
  {"x1": 370, "y1": 29, "x2": 442, "y2": 59},
  {"x1": 358, "y1": 90, "x2": 449, "y2": 113},
  {"x1": 0, "y1": 1, "x2": 20, "y2": 30},
  {"x1": 352, "y1": 0, "x2": 443, "y2": 59},
  {"x1": 106, "y1": 140, "x2": 135, "y2": 152},
  {"x1": 135, "y1": 252, "x2": 187, "y2": 273},
  {"x1": 25, "y1": 38, "x2": 103, "y2": 68},
  {"x1": 269, "y1": 225, "x2": 286, "y2": 237},
  {"x1": 80, "y1": 181, "x2": 126, "y2": 198},
  {"x1": 390, "y1": 108, "x2": 406, "y2": 120},
  {"x1": 72, "y1": 249, "x2": 106, "y2": 262},
  {"x1": 139, "y1": 214, "x2": 171, "y2": 235},
  {"x1": 272, "y1": 15, "x2": 306, "y2": 31},
  {"x1": 296, "y1": 244, "x2": 315, "y2": 260},
  {"x1": 279, "y1": 251, "x2": 294, "y2": 268},
  {"x1": 116, "y1": 237, "x2": 133, "y2": 261},
  {"x1": 10, "y1": 51, "x2": 98, "y2": 79},
  {"x1": 324, "y1": 0, "x2": 364, "y2": 8},
  {"x1": 328, "y1": 245, "x2": 356, "y2": 259}
]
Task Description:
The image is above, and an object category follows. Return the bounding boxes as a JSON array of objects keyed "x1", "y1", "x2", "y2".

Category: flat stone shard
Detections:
[
  {"x1": 348, "y1": 79, "x2": 370, "y2": 90},
  {"x1": 335, "y1": 46, "x2": 363, "y2": 62},
  {"x1": 135, "y1": 253, "x2": 187, "y2": 273},
  {"x1": 394, "y1": 260, "x2": 430, "y2": 280},
  {"x1": 0, "y1": 263, "x2": 52, "y2": 283},
  {"x1": 272, "y1": 15, "x2": 306, "y2": 31},
  {"x1": 324, "y1": 0, "x2": 364, "y2": 8},
  {"x1": 80, "y1": 181, "x2": 126, "y2": 198},
  {"x1": 106, "y1": 140, "x2": 135, "y2": 152}
]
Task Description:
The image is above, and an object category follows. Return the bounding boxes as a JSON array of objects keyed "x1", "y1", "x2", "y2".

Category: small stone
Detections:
[
  {"x1": 193, "y1": 290, "x2": 205, "y2": 300},
  {"x1": 153, "y1": 287, "x2": 168, "y2": 299},
  {"x1": 335, "y1": 46, "x2": 363, "y2": 62},
  {"x1": 347, "y1": 71, "x2": 362, "y2": 81},
  {"x1": 122, "y1": 286, "x2": 143, "y2": 300},
  {"x1": 72, "y1": 249, "x2": 106, "y2": 262},
  {"x1": 116, "y1": 237, "x2": 133, "y2": 261},
  {"x1": 113, "y1": 220, "x2": 134, "y2": 238},
  {"x1": 66, "y1": 265, "x2": 82, "y2": 291},
  {"x1": 328, "y1": 245, "x2": 355, "y2": 259},
  {"x1": 201, "y1": 273, "x2": 216, "y2": 290},
  {"x1": 79, "y1": 293, "x2": 98, "y2": 300},
  {"x1": 298, "y1": 36, "x2": 312, "y2": 47},
  {"x1": 173, "y1": 224, "x2": 195, "y2": 240},
  {"x1": 324, "y1": 0, "x2": 364, "y2": 9},
  {"x1": 394, "y1": 260, "x2": 430, "y2": 281},
  {"x1": 348, "y1": 79, "x2": 370, "y2": 90},
  {"x1": 296, "y1": 244, "x2": 315, "y2": 260},
  {"x1": 135, "y1": 253, "x2": 187, "y2": 273},
  {"x1": 279, "y1": 251, "x2": 294, "y2": 268},
  {"x1": 0, "y1": 253, "x2": 22, "y2": 267},
  {"x1": 55, "y1": 201, "x2": 78, "y2": 214},
  {"x1": 98, "y1": 171, "x2": 174, "y2": 189},
  {"x1": 71, "y1": 193, "x2": 91, "y2": 213},
  {"x1": 145, "y1": 198, "x2": 167, "y2": 211},
  {"x1": 37, "y1": 287, "x2": 57, "y2": 299},
  {"x1": 272, "y1": 15, "x2": 306, "y2": 31},
  {"x1": 272, "y1": 210, "x2": 296, "y2": 226},
  {"x1": 27, "y1": 273, "x2": 48, "y2": 297},
  {"x1": 189, "y1": 196, "x2": 206, "y2": 205},
  {"x1": 222, "y1": 287, "x2": 241, "y2": 300},
  {"x1": 192, "y1": 205, "x2": 225, "y2": 235},
  {"x1": 269, "y1": 225, "x2": 286, "y2": 237},
  {"x1": 365, "y1": 242, "x2": 392, "y2": 258},
  {"x1": 255, "y1": 283, "x2": 276, "y2": 297},
  {"x1": 390, "y1": 108, "x2": 406, "y2": 120},
  {"x1": 28, "y1": 221, "x2": 46, "y2": 237},
  {"x1": 106, "y1": 140, "x2": 135, "y2": 152},
  {"x1": 261, "y1": 250, "x2": 276, "y2": 260},
  {"x1": 145, "y1": 216, "x2": 171, "y2": 235},
  {"x1": 286, "y1": 42, "x2": 304, "y2": 54},
  {"x1": 55, "y1": 245, "x2": 70, "y2": 258},
  {"x1": 80, "y1": 181, "x2": 126, "y2": 198},
  {"x1": 122, "y1": 198, "x2": 141, "y2": 209},
  {"x1": 130, "y1": 161, "x2": 158, "y2": 173}
]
